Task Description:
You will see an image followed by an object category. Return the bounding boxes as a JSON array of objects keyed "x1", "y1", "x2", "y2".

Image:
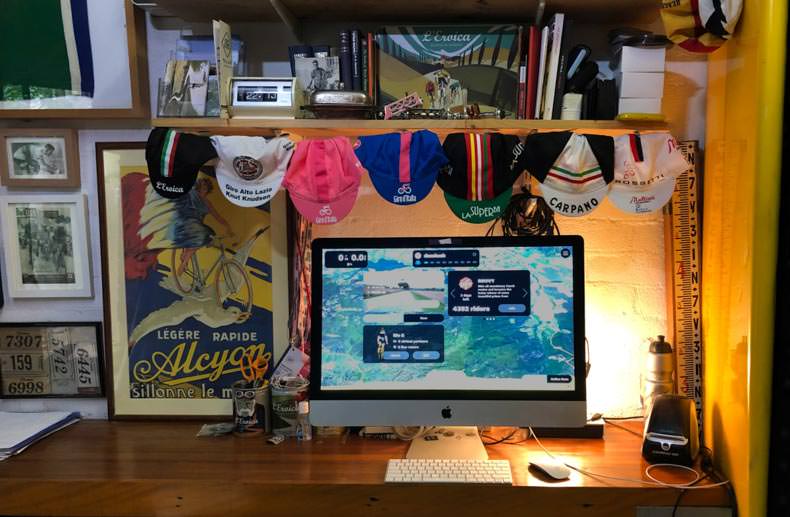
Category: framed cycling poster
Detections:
[{"x1": 96, "y1": 142, "x2": 288, "y2": 418}]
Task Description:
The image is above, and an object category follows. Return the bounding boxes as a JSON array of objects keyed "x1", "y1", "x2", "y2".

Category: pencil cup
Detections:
[
  {"x1": 232, "y1": 380, "x2": 270, "y2": 434},
  {"x1": 271, "y1": 376, "x2": 309, "y2": 436}
]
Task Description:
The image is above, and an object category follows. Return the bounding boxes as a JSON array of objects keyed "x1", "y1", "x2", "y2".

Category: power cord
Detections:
[
  {"x1": 481, "y1": 427, "x2": 521, "y2": 445},
  {"x1": 602, "y1": 417, "x2": 644, "y2": 438},
  {"x1": 671, "y1": 447, "x2": 738, "y2": 517},
  {"x1": 486, "y1": 186, "x2": 559, "y2": 237}
]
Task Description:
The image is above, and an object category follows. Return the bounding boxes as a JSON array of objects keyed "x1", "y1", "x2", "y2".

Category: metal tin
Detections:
[{"x1": 309, "y1": 90, "x2": 372, "y2": 106}]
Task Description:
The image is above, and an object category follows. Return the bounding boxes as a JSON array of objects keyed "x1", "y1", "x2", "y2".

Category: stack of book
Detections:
[
  {"x1": 513, "y1": 15, "x2": 611, "y2": 120},
  {"x1": 338, "y1": 29, "x2": 377, "y2": 99}
]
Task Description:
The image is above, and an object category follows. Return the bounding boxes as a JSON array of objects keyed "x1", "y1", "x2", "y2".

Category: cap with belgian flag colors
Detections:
[{"x1": 437, "y1": 132, "x2": 526, "y2": 224}]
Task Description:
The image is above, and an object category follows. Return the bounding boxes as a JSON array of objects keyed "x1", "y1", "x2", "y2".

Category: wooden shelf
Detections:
[
  {"x1": 152, "y1": 117, "x2": 668, "y2": 136},
  {"x1": 148, "y1": 0, "x2": 659, "y2": 23}
]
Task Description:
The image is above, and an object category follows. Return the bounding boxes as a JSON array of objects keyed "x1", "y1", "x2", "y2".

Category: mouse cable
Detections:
[{"x1": 526, "y1": 427, "x2": 730, "y2": 490}]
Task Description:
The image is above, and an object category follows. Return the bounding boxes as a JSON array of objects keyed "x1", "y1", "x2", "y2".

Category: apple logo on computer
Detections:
[{"x1": 441, "y1": 406, "x2": 452, "y2": 419}]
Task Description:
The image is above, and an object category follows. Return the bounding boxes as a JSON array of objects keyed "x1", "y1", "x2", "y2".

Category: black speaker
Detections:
[{"x1": 642, "y1": 394, "x2": 699, "y2": 466}]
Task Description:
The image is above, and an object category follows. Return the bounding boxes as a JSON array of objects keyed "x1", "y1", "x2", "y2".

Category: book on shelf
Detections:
[
  {"x1": 361, "y1": 37, "x2": 368, "y2": 95},
  {"x1": 526, "y1": 25, "x2": 540, "y2": 118},
  {"x1": 541, "y1": 13, "x2": 564, "y2": 120},
  {"x1": 351, "y1": 29, "x2": 362, "y2": 91},
  {"x1": 552, "y1": 17, "x2": 574, "y2": 120},
  {"x1": 366, "y1": 32, "x2": 375, "y2": 99},
  {"x1": 515, "y1": 25, "x2": 526, "y2": 119},
  {"x1": 534, "y1": 25, "x2": 549, "y2": 119},
  {"x1": 339, "y1": 31, "x2": 353, "y2": 91}
]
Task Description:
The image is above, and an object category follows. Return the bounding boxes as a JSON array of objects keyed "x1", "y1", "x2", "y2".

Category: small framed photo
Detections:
[
  {"x1": 0, "y1": 322, "x2": 103, "y2": 398},
  {"x1": 0, "y1": 194, "x2": 92, "y2": 298},
  {"x1": 0, "y1": 129, "x2": 80, "y2": 188}
]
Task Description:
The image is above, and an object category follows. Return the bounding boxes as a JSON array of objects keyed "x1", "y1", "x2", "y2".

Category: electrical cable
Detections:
[
  {"x1": 486, "y1": 185, "x2": 559, "y2": 237},
  {"x1": 602, "y1": 417, "x2": 644, "y2": 438},
  {"x1": 392, "y1": 426, "x2": 435, "y2": 441},
  {"x1": 481, "y1": 427, "x2": 521, "y2": 445},
  {"x1": 527, "y1": 427, "x2": 730, "y2": 490},
  {"x1": 584, "y1": 337, "x2": 590, "y2": 378},
  {"x1": 671, "y1": 472, "x2": 710, "y2": 517}
]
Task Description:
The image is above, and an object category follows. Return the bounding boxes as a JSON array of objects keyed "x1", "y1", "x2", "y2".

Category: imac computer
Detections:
[{"x1": 309, "y1": 236, "x2": 586, "y2": 460}]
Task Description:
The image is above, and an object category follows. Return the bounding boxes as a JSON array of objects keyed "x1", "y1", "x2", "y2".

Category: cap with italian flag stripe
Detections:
[
  {"x1": 146, "y1": 128, "x2": 218, "y2": 199},
  {"x1": 438, "y1": 132, "x2": 526, "y2": 223},
  {"x1": 524, "y1": 131, "x2": 614, "y2": 217}
]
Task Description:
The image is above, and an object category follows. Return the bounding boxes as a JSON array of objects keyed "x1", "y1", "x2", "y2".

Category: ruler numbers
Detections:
[{"x1": 671, "y1": 142, "x2": 703, "y2": 434}]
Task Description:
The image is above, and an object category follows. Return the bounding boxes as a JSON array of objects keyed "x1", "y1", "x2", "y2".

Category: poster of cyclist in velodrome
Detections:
[{"x1": 119, "y1": 166, "x2": 276, "y2": 402}]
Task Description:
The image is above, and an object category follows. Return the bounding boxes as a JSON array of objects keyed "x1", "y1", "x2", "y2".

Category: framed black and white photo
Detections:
[
  {"x1": 0, "y1": 194, "x2": 92, "y2": 298},
  {"x1": 0, "y1": 322, "x2": 103, "y2": 398},
  {"x1": 294, "y1": 55, "x2": 342, "y2": 97},
  {"x1": 0, "y1": 129, "x2": 80, "y2": 188}
]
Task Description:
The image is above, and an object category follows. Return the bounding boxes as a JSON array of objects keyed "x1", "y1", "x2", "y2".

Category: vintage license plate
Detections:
[
  {"x1": 0, "y1": 330, "x2": 45, "y2": 350},
  {"x1": 1, "y1": 376, "x2": 51, "y2": 396},
  {"x1": 0, "y1": 351, "x2": 46, "y2": 374},
  {"x1": 48, "y1": 327, "x2": 75, "y2": 381},
  {"x1": 0, "y1": 325, "x2": 102, "y2": 397},
  {"x1": 74, "y1": 341, "x2": 100, "y2": 393}
]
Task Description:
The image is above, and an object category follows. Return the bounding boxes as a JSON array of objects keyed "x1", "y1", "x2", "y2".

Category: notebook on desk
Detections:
[{"x1": 0, "y1": 411, "x2": 80, "y2": 461}]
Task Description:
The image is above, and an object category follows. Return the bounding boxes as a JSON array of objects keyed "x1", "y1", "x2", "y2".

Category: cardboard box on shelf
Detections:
[
  {"x1": 620, "y1": 46, "x2": 666, "y2": 73},
  {"x1": 618, "y1": 97, "x2": 662, "y2": 115},
  {"x1": 618, "y1": 72, "x2": 665, "y2": 99}
]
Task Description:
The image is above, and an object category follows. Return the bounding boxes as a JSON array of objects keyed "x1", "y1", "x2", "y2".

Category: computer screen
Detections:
[{"x1": 310, "y1": 236, "x2": 586, "y2": 419}]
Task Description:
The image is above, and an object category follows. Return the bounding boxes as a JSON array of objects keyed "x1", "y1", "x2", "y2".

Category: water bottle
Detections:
[
  {"x1": 641, "y1": 335, "x2": 675, "y2": 413},
  {"x1": 296, "y1": 400, "x2": 312, "y2": 441}
]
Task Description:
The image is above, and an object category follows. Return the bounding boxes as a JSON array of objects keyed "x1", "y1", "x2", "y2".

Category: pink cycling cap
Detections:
[{"x1": 283, "y1": 137, "x2": 363, "y2": 224}]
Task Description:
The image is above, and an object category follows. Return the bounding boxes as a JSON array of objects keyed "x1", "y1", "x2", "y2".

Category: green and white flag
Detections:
[{"x1": 0, "y1": 0, "x2": 94, "y2": 97}]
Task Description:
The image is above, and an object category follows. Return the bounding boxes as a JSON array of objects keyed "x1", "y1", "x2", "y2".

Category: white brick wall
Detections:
[{"x1": 314, "y1": 177, "x2": 669, "y2": 417}]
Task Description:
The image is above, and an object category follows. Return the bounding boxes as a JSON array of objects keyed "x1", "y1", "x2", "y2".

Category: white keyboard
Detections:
[{"x1": 385, "y1": 459, "x2": 513, "y2": 484}]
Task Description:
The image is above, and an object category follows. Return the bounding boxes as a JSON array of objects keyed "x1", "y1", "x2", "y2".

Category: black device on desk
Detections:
[{"x1": 642, "y1": 394, "x2": 700, "y2": 466}]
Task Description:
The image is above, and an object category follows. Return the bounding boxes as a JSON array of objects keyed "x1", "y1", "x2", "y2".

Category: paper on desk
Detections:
[{"x1": 0, "y1": 411, "x2": 80, "y2": 461}]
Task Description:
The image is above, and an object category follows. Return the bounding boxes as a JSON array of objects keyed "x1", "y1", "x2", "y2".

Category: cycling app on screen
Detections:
[{"x1": 320, "y1": 246, "x2": 575, "y2": 391}]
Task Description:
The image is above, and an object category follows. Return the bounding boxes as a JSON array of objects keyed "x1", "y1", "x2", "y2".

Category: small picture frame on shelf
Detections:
[
  {"x1": 0, "y1": 129, "x2": 80, "y2": 188},
  {"x1": 0, "y1": 322, "x2": 104, "y2": 398},
  {"x1": 0, "y1": 194, "x2": 92, "y2": 298}
]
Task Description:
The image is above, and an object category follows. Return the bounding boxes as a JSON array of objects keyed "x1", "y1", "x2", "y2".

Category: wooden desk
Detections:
[{"x1": 0, "y1": 421, "x2": 729, "y2": 516}]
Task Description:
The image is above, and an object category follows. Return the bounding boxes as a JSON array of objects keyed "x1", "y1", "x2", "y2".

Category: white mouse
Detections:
[{"x1": 529, "y1": 460, "x2": 571, "y2": 481}]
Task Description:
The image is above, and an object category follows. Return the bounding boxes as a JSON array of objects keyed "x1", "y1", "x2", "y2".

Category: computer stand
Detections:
[{"x1": 405, "y1": 427, "x2": 489, "y2": 460}]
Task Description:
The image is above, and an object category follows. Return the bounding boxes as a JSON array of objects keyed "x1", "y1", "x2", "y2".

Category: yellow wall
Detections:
[{"x1": 703, "y1": 1, "x2": 786, "y2": 515}]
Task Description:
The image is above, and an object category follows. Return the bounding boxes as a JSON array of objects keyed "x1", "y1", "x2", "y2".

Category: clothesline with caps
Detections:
[{"x1": 144, "y1": 128, "x2": 691, "y2": 223}]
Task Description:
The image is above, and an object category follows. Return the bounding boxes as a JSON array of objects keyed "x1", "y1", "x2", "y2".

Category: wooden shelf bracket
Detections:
[{"x1": 269, "y1": 0, "x2": 302, "y2": 42}]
